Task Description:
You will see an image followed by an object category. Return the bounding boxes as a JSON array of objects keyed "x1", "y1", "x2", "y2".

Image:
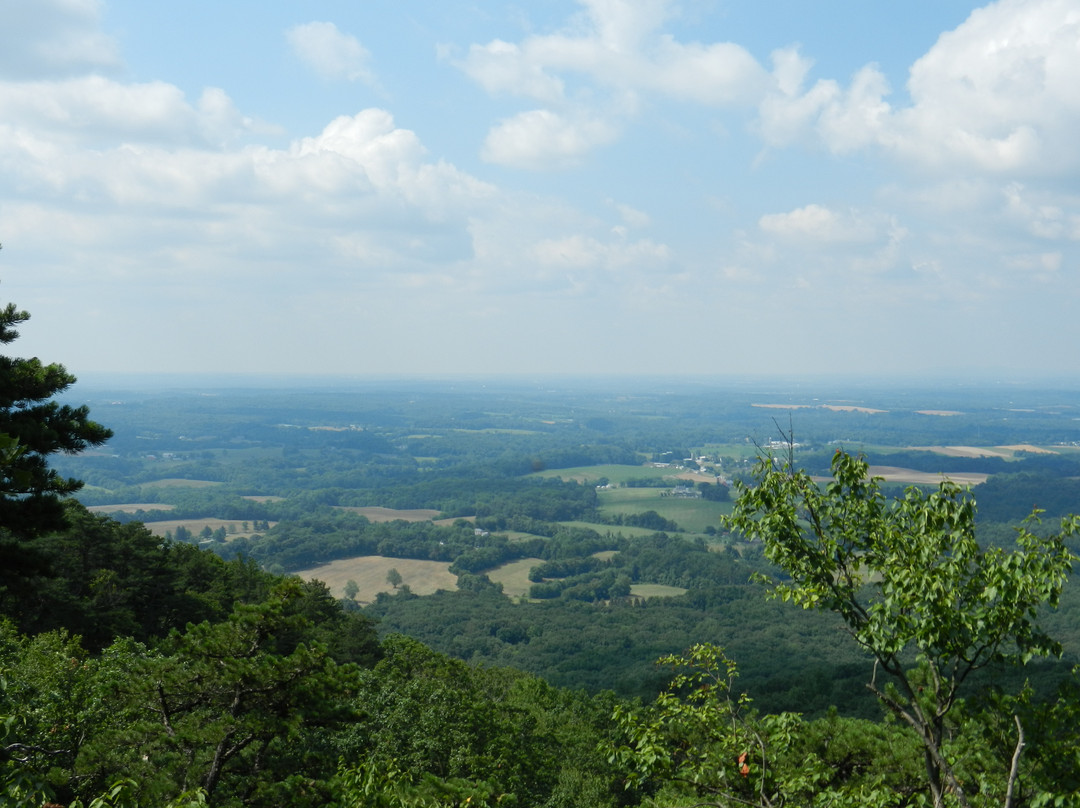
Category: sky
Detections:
[{"x1": 1, "y1": 0, "x2": 1078, "y2": 381}]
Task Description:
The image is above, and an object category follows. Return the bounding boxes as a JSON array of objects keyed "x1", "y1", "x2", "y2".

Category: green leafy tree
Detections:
[
  {"x1": 387, "y1": 568, "x2": 403, "y2": 590},
  {"x1": 609, "y1": 643, "x2": 913, "y2": 807},
  {"x1": 724, "y1": 448, "x2": 1077, "y2": 807}
]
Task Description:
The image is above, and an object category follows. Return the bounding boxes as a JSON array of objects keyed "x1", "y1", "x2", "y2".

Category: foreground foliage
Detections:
[
  {"x1": 724, "y1": 447, "x2": 1078, "y2": 807},
  {"x1": 611, "y1": 643, "x2": 923, "y2": 807}
]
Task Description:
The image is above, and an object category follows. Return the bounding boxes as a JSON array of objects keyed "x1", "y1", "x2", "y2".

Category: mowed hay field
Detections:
[
  {"x1": 334, "y1": 506, "x2": 442, "y2": 522},
  {"x1": 138, "y1": 518, "x2": 267, "y2": 539},
  {"x1": 488, "y1": 558, "x2": 545, "y2": 599},
  {"x1": 596, "y1": 487, "x2": 732, "y2": 534},
  {"x1": 88, "y1": 503, "x2": 176, "y2": 514},
  {"x1": 296, "y1": 556, "x2": 456, "y2": 602},
  {"x1": 869, "y1": 466, "x2": 990, "y2": 486},
  {"x1": 534, "y1": 464, "x2": 681, "y2": 485}
]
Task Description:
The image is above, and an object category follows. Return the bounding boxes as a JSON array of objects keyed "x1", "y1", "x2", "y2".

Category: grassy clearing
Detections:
[
  {"x1": 487, "y1": 558, "x2": 690, "y2": 602},
  {"x1": 868, "y1": 466, "x2": 989, "y2": 485},
  {"x1": 295, "y1": 556, "x2": 456, "y2": 602},
  {"x1": 87, "y1": 503, "x2": 176, "y2": 514},
  {"x1": 698, "y1": 443, "x2": 775, "y2": 461},
  {"x1": 142, "y1": 479, "x2": 222, "y2": 488},
  {"x1": 531, "y1": 464, "x2": 675, "y2": 485},
  {"x1": 487, "y1": 557, "x2": 545, "y2": 599},
  {"x1": 334, "y1": 506, "x2": 442, "y2": 522},
  {"x1": 559, "y1": 521, "x2": 667, "y2": 539},
  {"x1": 500, "y1": 530, "x2": 550, "y2": 543},
  {"x1": 630, "y1": 583, "x2": 688, "y2": 599},
  {"x1": 434, "y1": 515, "x2": 475, "y2": 526},
  {"x1": 596, "y1": 488, "x2": 732, "y2": 533},
  {"x1": 140, "y1": 518, "x2": 268, "y2": 540}
]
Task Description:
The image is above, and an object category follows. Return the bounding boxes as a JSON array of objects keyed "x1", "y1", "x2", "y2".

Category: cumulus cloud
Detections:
[
  {"x1": 0, "y1": 77, "x2": 258, "y2": 149},
  {"x1": 459, "y1": 40, "x2": 565, "y2": 102},
  {"x1": 897, "y1": 0, "x2": 1080, "y2": 174},
  {"x1": 759, "y1": 0, "x2": 1080, "y2": 175},
  {"x1": 530, "y1": 233, "x2": 669, "y2": 271},
  {"x1": 481, "y1": 109, "x2": 620, "y2": 169},
  {"x1": 287, "y1": 21, "x2": 376, "y2": 84},
  {"x1": 1002, "y1": 183, "x2": 1080, "y2": 240},
  {"x1": 459, "y1": 0, "x2": 767, "y2": 167},
  {"x1": 759, "y1": 204, "x2": 887, "y2": 244},
  {"x1": 0, "y1": 0, "x2": 121, "y2": 79}
]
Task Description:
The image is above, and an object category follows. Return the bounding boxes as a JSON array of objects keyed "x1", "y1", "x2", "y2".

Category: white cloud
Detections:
[
  {"x1": 481, "y1": 108, "x2": 620, "y2": 169},
  {"x1": 459, "y1": 40, "x2": 565, "y2": 102},
  {"x1": 896, "y1": 0, "x2": 1080, "y2": 173},
  {"x1": 759, "y1": 0, "x2": 1080, "y2": 175},
  {"x1": 287, "y1": 21, "x2": 376, "y2": 84},
  {"x1": 1003, "y1": 251, "x2": 1063, "y2": 279},
  {"x1": 530, "y1": 233, "x2": 669, "y2": 271},
  {"x1": 0, "y1": 76, "x2": 262, "y2": 150},
  {"x1": 614, "y1": 202, "x2": 650, "y2": 228},
  {"x1": 759, "y1": 204, "x2": 885, "y2": 244},
  {"x1": 459, "y1": 0, "x2": 768, "y2": 166},
  {"x1": 0, "y1": 0, "x2": 120, "y2": 79},
  {"x1": 1002, "y1": 183, "x2": 1080, "y2": 240}
]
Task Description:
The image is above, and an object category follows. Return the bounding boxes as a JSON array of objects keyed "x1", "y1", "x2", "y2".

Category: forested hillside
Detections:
[{"x1": 4, "y1": 292, "x2": 1080, "y2": 805}]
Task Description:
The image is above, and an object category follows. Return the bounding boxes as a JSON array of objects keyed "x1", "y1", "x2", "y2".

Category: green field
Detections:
[
  {"x1": 559, "y1": 520, "x2": 671, "y2": 539},
  {"x1": 487, "y1": 557, "x2": 545, "y2": 599},
  {"x1": 596, "y1": 487, "x2": 732, "y2": 533},
  {"x1": 629, "y1": 583, "x2": 688, "y2": 599},
  {"x1": 488, "y1": 558, "x2": 690, "y2": 602},
  {"x1": 532, "y1": 464, "x2": 686, "y2": 484}
]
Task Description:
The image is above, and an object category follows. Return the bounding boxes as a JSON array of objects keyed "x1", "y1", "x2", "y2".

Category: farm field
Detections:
[
  {"x1": 87, "y1": 503, "x2": 176, "y2": 514},
  {"x1": 869, "y1": 466, "x2": 990, "y2": 485},
  {"x1": 486, "y1": 557, "x2": 689, "y2": 602},
  {"x1": 334, "y1": 506, "x2": 442, "y2": 522},
  {"x1": 139, "y1": 518, "x2": 269, "y2": 539},
  {"x1": 141, "y1": 478, "x2": 223, "y2": 488},
  {"x1": 596, "y1": 487, "x2": 733, "y2": 533},
  {"x1": 630, "y1": 584, "x2": 688, "y2": 599},
  {"x1": 295, "y1": 556, "x2": 456, "y2": 602},
  {"x1": 487, "y1": 557, "x2": 545, "y2": 599},
  {"x1": 559, "y1": 520, "x2": 672, "y2": 539},
  {"x1": 533, "y1": 464, "x2": 677, "y2": 484}
]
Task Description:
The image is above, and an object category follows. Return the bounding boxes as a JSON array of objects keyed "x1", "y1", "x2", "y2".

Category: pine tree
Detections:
[{"x1": 0, "y1": 266, "x2": 113, "y2": 605}]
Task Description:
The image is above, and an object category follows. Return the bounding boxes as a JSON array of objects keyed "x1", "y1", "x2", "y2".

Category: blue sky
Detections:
[{"x1": 1, "y1": 0, "x2": 1078, "y2": 379}]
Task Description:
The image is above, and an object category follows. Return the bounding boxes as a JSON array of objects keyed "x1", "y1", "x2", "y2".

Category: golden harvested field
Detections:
[
  {"x1": 434, "y1": 515, "x2": 475, "y2": 526},
  {"x1": 821, "y1": 404, "x2": 887, "y2": 414},
  {"x1": 334, "y1": 506, "x2": 442, "y2": 522},
  {"x1": 908, "y1": 445, "x2": 1057, "y2": 459},
  {"x1": 87, "y1": 503, "x2": 175, "y2": 514},
  {"x1": 142, "y1": 479, "x2": 222, "y2": 488},
  {"x1": 910, "y1": 446, "x2": 1011, "y2": 458},
  {"x1": 139, "y1": 518, "x2": 269, "y2": 539},
  {"x1": 295, "y1": 556, "x2": 456, "y2": 602},
  {"x1": 869, "y1": 466, "x2": 989, "y2": 485},
  {"x1": 999, "y1": 444, "x2": 1057, "y2": 454}
]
